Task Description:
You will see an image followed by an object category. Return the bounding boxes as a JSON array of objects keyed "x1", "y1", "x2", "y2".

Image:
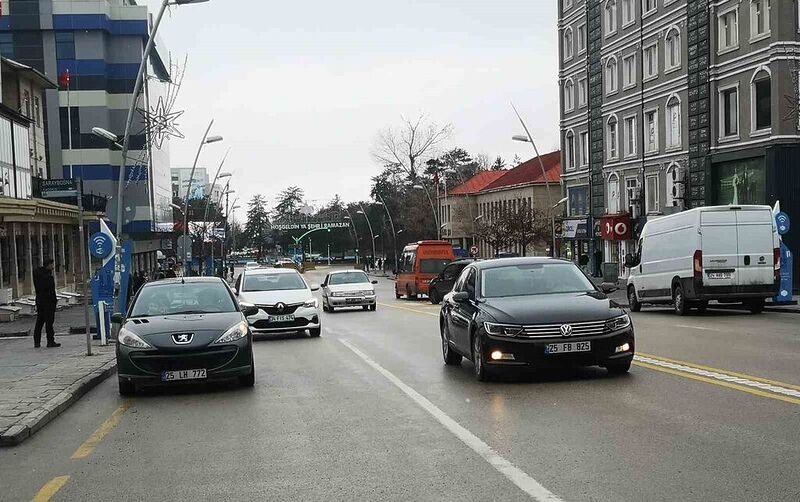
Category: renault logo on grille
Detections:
[
  {"x1": 172, "y1": 333, "x2": 193, "y2": 345},
  {"x1": 559, "y1": 324, "x2": 573, "y2": 337},
  {"x1": 276, "y1": 303, "x2": 286, "y2": 313}
]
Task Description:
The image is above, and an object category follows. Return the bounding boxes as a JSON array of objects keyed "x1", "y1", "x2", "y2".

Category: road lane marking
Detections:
[
  {"x1": 71, "y1": 400, "x2": 134, "y2": 460},
  {"x1": 378, "y1": 302, "x2": 439, "y2": 317},
  {"x1": 637, "y1": 352, "x2": 800, "y2": 392},
  {"x1": 633, "y1": 357, "x2": 800, "y2": 405},
  {"x1": 339, "y1": 339, "x2": 562, "y2": 502},
  {"x1": 32, "y1": 475, "x2": 70, "y2": 502},
  {"x1": 673, "y1": 324, "x2": 721, "y2": 332}
]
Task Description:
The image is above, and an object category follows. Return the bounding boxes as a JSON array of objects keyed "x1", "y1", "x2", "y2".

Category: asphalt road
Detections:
[{"x1": 2, "y1": 266, "x2": 798, "y2": 502}]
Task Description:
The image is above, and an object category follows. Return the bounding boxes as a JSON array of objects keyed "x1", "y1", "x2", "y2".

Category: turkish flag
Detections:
[{"x1": 59, "y1": 70, "x2": 71, "y2": 89}]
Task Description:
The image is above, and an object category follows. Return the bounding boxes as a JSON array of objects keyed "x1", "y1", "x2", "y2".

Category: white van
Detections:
[{"x1": 625, "y1": 205, "x2": 779, "y2": 315}]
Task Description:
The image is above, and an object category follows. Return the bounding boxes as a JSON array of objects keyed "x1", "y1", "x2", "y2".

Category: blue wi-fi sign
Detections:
[
  {"x1": 89, "y1": 232, "x2": 114, "y2": 259},
  {"x1": 775, "y1": 212, "x2": 790, "y2": 235}
]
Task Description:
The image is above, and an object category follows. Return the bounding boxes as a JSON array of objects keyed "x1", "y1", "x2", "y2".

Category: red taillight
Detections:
[
  {"x1": 693, "y1": 250, "x2": 702, "y2": 281},
  {"x1": 774, "y1": 248, "x2": 781, "y2": 282}
]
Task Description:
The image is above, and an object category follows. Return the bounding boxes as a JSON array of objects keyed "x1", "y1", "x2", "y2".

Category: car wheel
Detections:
[
  {"x1": 429, "y1": 288, "x2": 440, "y2": 305},
  {"x1": 309, "y1": 327, "x2": 321, "y2": 337},
  {"x1": 472, "y1": 334, "x2": 491, "y2": 381},
  {"x1": 627, "y1": 286, "x2": 641, "y2": 312},
  {"x1": 118, "y1": 378, "x2": 135, "y2": 396},
  {"x1": 322, "y1": 304, "x2": 329, "y2": 312},
  {"x1": 239, "y1": 357, "x2": 255, "y2": 387},
  {"x1": 747, "y1": 299, "x2": 764, "y2": 314},
  {"x1": 672, "y1": 284, "x2": 688, "y2": 316},
  {"x1": 442, "y1": 324, "x2": 462, "y2": 366},
  {"x1": 369, "y1": 304, "x2": 376, "y2": 311},
  {"x1": 406, "y1": 286, "x2": 417, "y2": 300},
  {"x1": 606, "y1": 360, "x2": 631, "y2": 375}
]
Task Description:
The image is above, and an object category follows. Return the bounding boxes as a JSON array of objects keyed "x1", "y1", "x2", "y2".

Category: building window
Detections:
[
  {"x1": 578, "y1": 23, "x2": 587, "y2": 53},
  {"x1": 568, "y1": 186, "x2": 589, "y2": 216},
  {"x1": 643, "y1": 43, "x2": 658, "y2": 80},
  {"x1": 645, "y1": 174, "x2": 659, "y2": 213},
  {"x1": 0, "y1": 33, "x2": 13, "y2": 58},
  {"x1": 605, "y1": 0, "x2": 618, "y2": 36},
  {"x1": 564, "y1": 79, "x2": 575, "y2": 112},
  {"x1": 623, "y1": 115, "x2": 636, "y2": 157},
  {"x1": 608, "y1": 173, "x2": 620, "y2": 213},
  {"x1": 718, "y1": 7, "x2": 739, "y2": 53},
  {"x1": 719, "y1": 86, "x2": 739, "y2": 138},
  {"x1": 606, "y1": 57, "x2": 618, "y2": 95},
  {"x1": 577, "y1": 77, "x2": 588, "y2": 107},
  {"x1": 645, "y1": 109, "x2": 658, "y2": 153},
  {"x1": 563, "y1": 28, "x2": 574, "y2": 61},
  {"x1": 622, "y1": 53, "x2": 636, "y2": 89},
  {"x1": 580, "y1": 130, "x2": 589, "y2": 166},
  {"x1": 750, "y1": 0, "x2": 770, "y2": 41},
  {"x1": 642, "y1": 0, "x2": 657, "y2": 16},
  {"x1": 665, "y1": 27, "x2": 681, "y2": 71},
  {"x1": 666, "y1": 162, "x2": 683, "y2": 208},
  {"x1": 751, "y1": 68, "x2": 771, "y2": 131},
  {"x1": 665, "y1": 96, "x2": 681, "y2": 149},
  {"x1": 622, "y1": 0, "x2": 635, "y2": 25},
  {"x1": 607, "y1": 115, "x2": 618, "y2": 160},
  {"x1": 55, "y1": 32, "x2": 75, "y2": 60},
  {"x1": 625, "y1": 177, "x2": 639, "y2": 210},
  {"x1": 566, "y1": 131, "x2": 576, "y2": 170}
]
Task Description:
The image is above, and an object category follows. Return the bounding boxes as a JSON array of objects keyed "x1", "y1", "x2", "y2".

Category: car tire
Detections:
[
  {"x1": 627, "y1": 286, "x2": 641, "y2": 312},
  {"x1": 747, "y1": 299, "x2": 764, "y2": 314},
  {"x1": 322, "y1": 304, "x2": 329, "y2": 312},
  {"x1": 395, "y1": 288, "x2": 401, "y2": 299},
  {"x1": 309, "y1": 327, "x2": 321, "y2": 337},
  {"x1": 442, "y1": 324, "x2": 462, "y2": 366},
  {"x1": 429, "y1": 288, "x2": 440, "y2": 305},
  {"x1": 118, "y1": 378, "x2": 135, "y2": 396},
  {"x1": 606, "y1": 360, "x2": 632, "y2": 375},
  {"x1": 472, "y1": 334, "x2": 492, "y2": 382},
  {"x1": 369, "y1": 304, "x2": 376, "y2": 311},
  {"x1": 672, "y1": 284, "x2": 688, "y2": 316}
]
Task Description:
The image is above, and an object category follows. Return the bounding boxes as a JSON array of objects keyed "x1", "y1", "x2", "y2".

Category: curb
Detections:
[
  {"x1": 0, "y1": 358, "x2": 117, "y2": 446},
  {"x1": 0, "y1": 329, "x2": 29, "y2": 338}
]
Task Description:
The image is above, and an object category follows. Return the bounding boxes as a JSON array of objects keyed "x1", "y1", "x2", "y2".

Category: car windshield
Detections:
[
  {"x1": 328, "y1": 272, "x2": 369, "y2": 285},
  {"x1": 130, "y1": 282, "x2": 236, "y2": 317},
  {"x1": 243, "y1": 273, "x2": 306, "y2": 292},
  {"x1": 481, "y1": 262, "x2": 595, "y2": 298},
  {"x1": 420, "y1": 259, "x2": 451, "y2": 274}
]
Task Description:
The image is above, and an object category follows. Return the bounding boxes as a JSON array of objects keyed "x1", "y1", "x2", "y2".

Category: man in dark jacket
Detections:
[{"x1": 33, "y1": 259, "x2": 60, "y2": 348}]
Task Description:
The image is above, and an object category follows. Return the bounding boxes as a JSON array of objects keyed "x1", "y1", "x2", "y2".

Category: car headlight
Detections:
[
  {"x1": 215, "y1": 321, "x2": 250, "y2": 344},
  {"x1": 118, "y1": 327, "x2": 152, "y2": 349},
  {"x1": 303, "y1": 298, "x2": 319, "y2": 308},
  {"x1": 361, "y1": 290, "x2": 375, "y2": 296},
  {"x1": 331, "y1": 291, "x2": 347, "y2": 297},
  {"x1": 605, "y1": 314, "x2": 631, "y2": 332},
  {"x1": 483, "y1": 322, "x2": 524, "y2": 337}
]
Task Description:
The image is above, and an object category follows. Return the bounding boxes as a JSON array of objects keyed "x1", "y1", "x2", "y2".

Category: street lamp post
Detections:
[
  {"x1": 413, "y1": 184, "x2": 440, "y2": 239},
  {"x1": 201, "y1": 170, "x2": 232, "y2": 275},
  {"x1": 357, "y1": 205, "x2": 376, "y2": 268},
  {"x1": 343, "y1": 209, "x2": 360, "y2": 264},
  {"x1": 375, "y1": 195, "x2": 398, "y2": 273}
]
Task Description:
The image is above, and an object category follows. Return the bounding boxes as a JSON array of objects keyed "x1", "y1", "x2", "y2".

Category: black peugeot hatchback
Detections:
[
  {"x1": 439, "y1": 257, "x2": 634, "y2": 381},
  {"x1": 113, "y1": 277, "x2": 258, "y2": 395}
]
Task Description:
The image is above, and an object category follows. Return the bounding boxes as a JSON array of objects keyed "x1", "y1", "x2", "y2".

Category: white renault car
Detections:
[{"x1": 234, "y1": 267, "x2": 321, "y2": 337}]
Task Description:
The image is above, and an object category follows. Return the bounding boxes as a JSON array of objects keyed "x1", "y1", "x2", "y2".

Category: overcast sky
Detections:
[{"x1": 143, "y1": 0, "x2": 558, "y2": 220}]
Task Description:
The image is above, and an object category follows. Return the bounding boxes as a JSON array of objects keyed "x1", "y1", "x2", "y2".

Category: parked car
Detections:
[
  {"x1": 625, "y1": 205, "x2": 779, "y2": 315},
  {"x1": 112, "y1": 277, "x2": 256, "y2": 395},
  {"x1": 428, "y1": 259, "x2": 475, "y2": 305},
  {"x1": 321, "y1": 270, "x2": 378, "y2": 312},
  {"x1": 245, "y1": 261, "x2": 260, "y2": 269},
  {"x1": 234, "y1": 267, "x2": 321, "y2": 336},
  {"x1": 395, "y1": 240, "x2": 455, "y2": 299},
  {"x1": 439, "y1": 257, "x2": 634, "y2": 381}
]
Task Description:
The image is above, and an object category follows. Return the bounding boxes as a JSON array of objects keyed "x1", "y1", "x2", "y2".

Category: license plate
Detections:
[
  {"x1": 545, "y1": 341, "x2": 591, "y2": 354},
  {"x1": 269, "y1": 314, "x2": 295, "y2": 322},
  {"x1": 707, "y1": 272, "x2": 732, "y2": 279},
  {"x1": 345, "y1": 298, "x2": 363, "y2": 303},
  {"x1": 161, "y1": 368, "x2": 207, "y2": 381}
]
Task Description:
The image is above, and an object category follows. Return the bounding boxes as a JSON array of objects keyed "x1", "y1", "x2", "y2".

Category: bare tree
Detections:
[
  {"x1": 474, "y1": 153, "x2": 491, "y2": 172},
  {"x1": 372, "y1": 114, "x2": 453, "y2": 180}
]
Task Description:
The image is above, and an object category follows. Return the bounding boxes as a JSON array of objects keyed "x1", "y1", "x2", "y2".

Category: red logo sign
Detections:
[{"x1": 600, "y1": 215, "x2": 632, "y2": 241}]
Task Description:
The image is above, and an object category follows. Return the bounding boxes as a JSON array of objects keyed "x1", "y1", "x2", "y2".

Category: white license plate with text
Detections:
[
  {"x1": 707, "y1": 272, "x2": 732, "y2": 279},
  {"x1": 545, "y1": 341, "x2": 591, "y2": 354},
  {"x1": 270, "y1": 314, "x2": 295, "y2": 322},
  {"x1": 161, "y1": 369, "x2": 207, "y2": 381}
]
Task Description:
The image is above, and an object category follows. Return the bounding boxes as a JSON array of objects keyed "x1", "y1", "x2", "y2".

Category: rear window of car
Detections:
[
  {"x1": 243, "y1": 272, "x2": 306, "y2": 292},
  {"x1": 130, "y1": 282, "x2": 236, "y2": 317},
  {"x1": 329, "y1": 272, "x2": 369, "y2": 285},
  {"x1": 420, "y1": 259, "x2": 451, "y2": 274}
]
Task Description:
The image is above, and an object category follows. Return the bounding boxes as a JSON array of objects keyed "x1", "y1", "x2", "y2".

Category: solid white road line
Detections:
[
  {"x1": 673, "y1": 324, "x2": 721, "y2": 332},
  {"x1": 339, "y1": 339, "x2": 563, "y2": 502}
]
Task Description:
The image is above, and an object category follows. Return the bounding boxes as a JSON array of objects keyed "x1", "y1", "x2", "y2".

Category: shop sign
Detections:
[
  {"x1": 562, "y1": 219, "x2": 588, "y2": 239},
  {"x1": 600, "y1": 215, "x2": 632, "y2": 241}
]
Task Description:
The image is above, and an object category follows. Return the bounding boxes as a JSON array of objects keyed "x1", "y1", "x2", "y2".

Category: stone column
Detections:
[
  {"x1": 26, "y1": 223, "x2": 34, "y2": 296},
  {"x1": 37, "y1": 223, "x2": 44, "y2": 268},
  {"x1": 10, "y1": 224, "x2": 19, "y2": 299},
  {"x1": 59, "y1": 224, "x2": 67, "y2": 288}
]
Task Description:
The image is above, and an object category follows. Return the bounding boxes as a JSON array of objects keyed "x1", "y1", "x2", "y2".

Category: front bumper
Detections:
[
  {"x1": 481, "y1": 328, "x2": 634, "y2": 369},
  {"x1": 327, "y1": 294, "x2": 376, "y2": 308},
  {"x1": 246, "y1": 305, "x2": 321, "y2": 333},
  {"x1": 116, "y1": 337, "x2": 253, "y2": 385}
]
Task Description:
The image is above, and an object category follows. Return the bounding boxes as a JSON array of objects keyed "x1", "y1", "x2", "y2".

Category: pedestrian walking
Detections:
[{"x1": 33, "y1": 258, "x2": 60, "y2": 348}]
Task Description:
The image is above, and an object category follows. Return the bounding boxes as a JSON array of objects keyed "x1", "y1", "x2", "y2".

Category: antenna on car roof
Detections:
[{"x1": 181, "y1": 274, "x2": 185, "y2": 284}]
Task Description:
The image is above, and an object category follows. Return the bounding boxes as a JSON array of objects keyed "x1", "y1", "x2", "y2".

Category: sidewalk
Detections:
[{"x1": 0, "y1": 307, "x2": 115, "y2": 446}]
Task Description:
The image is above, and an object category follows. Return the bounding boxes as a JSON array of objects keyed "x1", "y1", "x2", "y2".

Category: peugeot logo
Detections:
[
  {"x1": 172, "y1": 333, "x2": 194, "y2": 345},
  {"x1": 559, "y1": 324, "x2": 573, "y2": 338},
  {"x1": 276, "y1": 302, "x2": 286, "y2": 313}
]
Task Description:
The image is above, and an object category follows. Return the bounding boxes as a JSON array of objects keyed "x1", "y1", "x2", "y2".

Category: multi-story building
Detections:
[
  {"x1": 559, "y1": 0, "x2": 800, "y2": 283},
  {"x1": 171, "y1": 167, "x2": 209, "y2": 200},
  {"x1": 0, "y1": 0, "x2": 174, "y2": 265}
]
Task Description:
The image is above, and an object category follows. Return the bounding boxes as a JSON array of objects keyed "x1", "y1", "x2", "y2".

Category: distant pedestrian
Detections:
[
  {"x1": 164, "y1": 266, "x2": 176, "y2": 279},
  {"x1": 33, "y1": 258, "x2": 59, "y2": 348}
]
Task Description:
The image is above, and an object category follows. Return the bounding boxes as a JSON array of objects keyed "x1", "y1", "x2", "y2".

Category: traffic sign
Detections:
[
  {"x1": 89, "y1": 232, "x2": 114, "y2": 259},
  {"x1": 775, "y1": 212, "x2": 790, "y2": 235},
  {"x1": 176, "y1": 235, "x2": 192, "y2": 263},
  {"x1": 470, "y1": 245, "x2": 479, "y2": 256}
]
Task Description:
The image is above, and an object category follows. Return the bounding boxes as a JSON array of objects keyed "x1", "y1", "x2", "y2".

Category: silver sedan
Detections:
[{"x1": 321, "y1": 270, "x2": 378, "y2": 312}]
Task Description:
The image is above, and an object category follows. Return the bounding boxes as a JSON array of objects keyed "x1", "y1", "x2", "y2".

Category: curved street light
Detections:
[
  {"x1": 412, "y1": 184, "x2": 440, "y2": 239},
  {"x1": 343, "y1": 208, "x2": 360, "y2": 264},
  {"x1": 375, "y1": 196, "x2": 398, "y2": 272},
  {"x1": 356, "y1": 206, "x2": 377, "y2": 266}
]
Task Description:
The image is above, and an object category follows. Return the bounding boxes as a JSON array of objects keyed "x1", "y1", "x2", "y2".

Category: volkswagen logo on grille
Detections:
[
  {"x1": 276, "y1": 303, "x2": 286, "y2": 313},
  {"x1": 172, "y1": 333, "x2": 194, "y2": 345},
  {"x1": 559, "y1": 324, "x2": 573, "y2": 337}
]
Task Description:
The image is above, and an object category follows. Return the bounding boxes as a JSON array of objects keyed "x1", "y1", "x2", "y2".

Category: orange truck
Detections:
[{"x1": 395, "y1": 241, "x2": 455, "y2": 299}]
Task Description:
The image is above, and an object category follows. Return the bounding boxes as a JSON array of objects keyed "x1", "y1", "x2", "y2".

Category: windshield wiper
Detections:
[{"x1": 170, "y1": 310, "x2": 208, "y2": 315}]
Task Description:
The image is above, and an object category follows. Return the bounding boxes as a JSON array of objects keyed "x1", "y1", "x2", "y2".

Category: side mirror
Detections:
[
  {"x1": 451, "y1": 291, "x2": 469, "y2": 302},
  {"x1": 601, "y1": 283, "x2": 618, "y2": 294},
  {"x1": 240, "y1": 303, "x2": 259, "y2": 317},
  {"x1": 371, "y1": 280, "x2": 378, "y2": 285},
  {"x1": 310, "y1": 283, "x2": 320, "y2": 291},
  {"x1": 111, "y1": 313, "x2": 124, "y2": 324}
]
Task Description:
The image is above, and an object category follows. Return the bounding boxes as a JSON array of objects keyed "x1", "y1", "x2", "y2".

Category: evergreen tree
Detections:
[{"x1": 244, "y1": 194, "x2": 271, "y2": 258}]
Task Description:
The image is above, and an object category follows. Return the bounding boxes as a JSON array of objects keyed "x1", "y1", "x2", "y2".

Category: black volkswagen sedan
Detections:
[
  {"x1": 113, "y1": 277, "x2": 257, "y2": 395},
  {"x1": 439, "y1": 257, "x2": 634, "y2": 381}
]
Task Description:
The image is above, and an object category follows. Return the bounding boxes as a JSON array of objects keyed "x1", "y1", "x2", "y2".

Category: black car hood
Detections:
[
  {"x1": 122, "y1": 312, "x2": 245, "y2": 350},
  {"x1": 481, "y1": 291, "x2": 624, "y2": 324}
]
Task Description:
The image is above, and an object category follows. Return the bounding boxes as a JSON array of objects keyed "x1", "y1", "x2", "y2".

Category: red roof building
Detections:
[
  {"x1": 480, "y1": 150, "x2": 562, "y2": 192},
  {"x1": 447, "y1": 171, "x2": 506, "y2": 196}
]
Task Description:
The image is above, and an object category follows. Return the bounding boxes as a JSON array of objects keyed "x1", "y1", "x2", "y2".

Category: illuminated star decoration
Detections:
[{"x1": 137, "y1": 95, "x2": 186, "y2": 150}]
